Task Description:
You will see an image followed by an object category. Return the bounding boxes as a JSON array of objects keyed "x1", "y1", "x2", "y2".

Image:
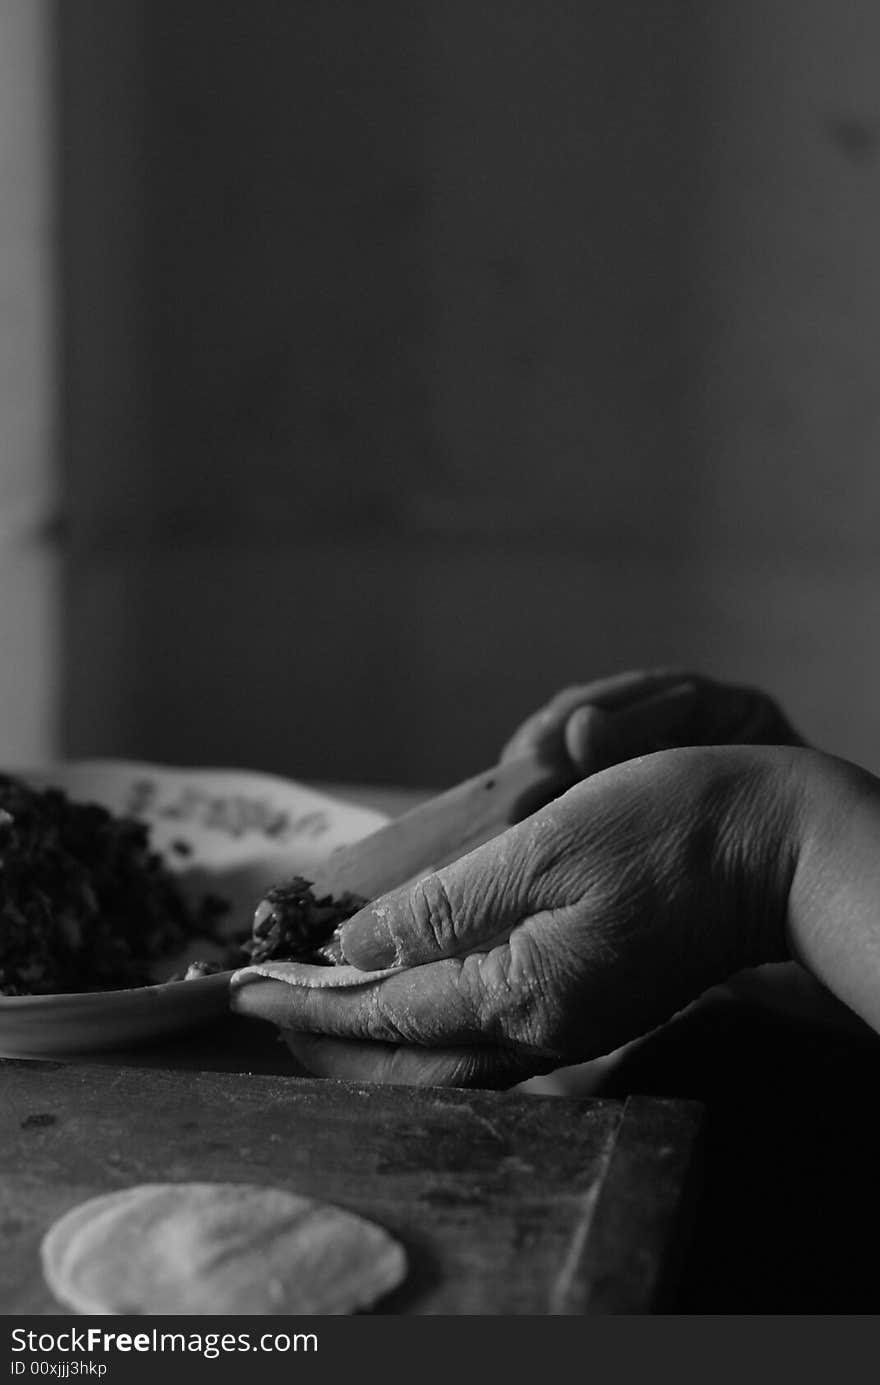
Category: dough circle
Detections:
[{"x1": 41, "y1": 1182, "x2": 406, "y2": 1315}]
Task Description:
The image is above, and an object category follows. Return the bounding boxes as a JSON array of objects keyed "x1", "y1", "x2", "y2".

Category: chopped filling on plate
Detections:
[{"x1": 0, "y1": 773, "x2": 229, "y2": 996}]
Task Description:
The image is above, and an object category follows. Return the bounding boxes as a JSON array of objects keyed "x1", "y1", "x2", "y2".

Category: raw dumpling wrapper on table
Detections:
[{"x1": 41, "y1": 1182, "x2": 406, "y2": 1316}]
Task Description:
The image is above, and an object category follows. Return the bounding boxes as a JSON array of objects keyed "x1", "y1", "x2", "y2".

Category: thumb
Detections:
[
  {"x1": 564, "y1": 680, "x2": 700, "y2": 771},
  {"x1": 338, "y1": 821, "x2": 540, "y2": 971},
  {"x1": 563, "y1": 704, "x2": 616, "y2": 773}
]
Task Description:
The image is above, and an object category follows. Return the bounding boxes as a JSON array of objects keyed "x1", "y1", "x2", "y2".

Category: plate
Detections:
[{"x1": 0, "y1": 760, "x2": 388, "y2": 1057}]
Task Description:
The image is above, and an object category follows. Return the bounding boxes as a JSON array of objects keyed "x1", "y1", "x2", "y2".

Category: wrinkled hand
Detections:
[
  {"x1": 500, "y1": 669, "x2": 805, "y2": 777},
  {"x1": 231, "y1": 745, "x2": 804, "y2": 1088}
]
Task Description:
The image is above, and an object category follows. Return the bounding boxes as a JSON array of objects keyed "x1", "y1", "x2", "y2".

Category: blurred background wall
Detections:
[
  {"x1": 3, "y1": 1, "x2": 880, "y2": 786},
  {"x1": 0, "y1": 0, "x2": 58, "y2": 765}
]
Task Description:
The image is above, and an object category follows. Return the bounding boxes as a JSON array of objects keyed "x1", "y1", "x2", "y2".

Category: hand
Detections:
[
  {"x1": 500, "y1": 669, "x2": 805, "y2": 777},
  {"x1": 231, "y1": 745, "x2": 806, "y2": 1088}
]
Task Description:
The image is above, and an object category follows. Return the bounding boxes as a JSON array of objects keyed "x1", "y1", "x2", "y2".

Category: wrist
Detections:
[
  {"x1": 579, "y1": 743, "x2": 812, "y2": 982},
  {"x1": 698, "y1": 744, "x2": 810, "y2": 973},
  {"x1": 786, "y1": 749, "x2": 880, "y2": 1031},
  {"x1": 638, "y1": 744, "x2": 810, "y2": 976}
]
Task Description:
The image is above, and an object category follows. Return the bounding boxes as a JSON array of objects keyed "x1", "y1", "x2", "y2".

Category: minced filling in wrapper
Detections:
[{"x1": 242, "y1": 875, "x2": 366, "y2": 968}]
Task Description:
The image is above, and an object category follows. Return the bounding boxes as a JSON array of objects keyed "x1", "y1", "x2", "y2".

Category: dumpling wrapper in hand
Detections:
[
  {"x1": 230, "y1": 960, "x2": 400, "y2": 991},
  {"x1": 41, "y1": 1183, "x2": 406, "y2": 1316}
]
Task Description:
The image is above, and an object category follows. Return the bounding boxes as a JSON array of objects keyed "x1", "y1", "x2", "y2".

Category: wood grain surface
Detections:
[{"x1": 0, "y1": 1060, "x2": 702, "y2": 1315}]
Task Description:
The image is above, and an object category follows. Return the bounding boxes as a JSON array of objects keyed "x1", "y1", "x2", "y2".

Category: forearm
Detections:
[{"x1": 785, "y1": 750, "x2": 880, "y2": 1034}]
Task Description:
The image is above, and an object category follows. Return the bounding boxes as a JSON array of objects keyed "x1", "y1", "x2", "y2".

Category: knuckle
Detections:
[
  {"x1": 471, "y1": 937, "x2": 564, "y2": 1057},
  {"x1": 406, "y1": 872, "x2": 459, "y2": 954},
  {"x1": 365, "y1": 987, "x2": 417, "y2": 1044}
]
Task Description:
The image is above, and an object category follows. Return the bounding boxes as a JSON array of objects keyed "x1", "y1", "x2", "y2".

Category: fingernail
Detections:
[{"x1": 338, "y1": 908, "x2": 396, "y2": 970}]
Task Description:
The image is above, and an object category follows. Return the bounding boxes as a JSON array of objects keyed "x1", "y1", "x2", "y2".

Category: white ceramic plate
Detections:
[{"x1": 0, "y1": 760, "x2": 387, "y2": 1057}]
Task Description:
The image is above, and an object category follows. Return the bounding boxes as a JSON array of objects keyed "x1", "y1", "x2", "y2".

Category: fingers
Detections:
[
  {"x1": 502, "y1": 670, "x2": 805, "y2": 776},
  {"x1": 543, "y1": 668, "x2": 693, "y2": 713},
  {"x1": 282, "y1": 1032, "x2": 533, "y2": 1089},
  {"x1": 499, "y1": 668, "x2": 691, "y2": 765},
  {"x1": 231, "y1": 960, "x2": 482, "y2": 1043},
  {"x1": 563, "y1": 682, "x2": 700, "y2": 771},
  {"x1": 231, "y1": 928, "x2": 555, "y2": 1051},
  {"x1": 336, "y1": 818, "x2": 554, "y2": 971}
]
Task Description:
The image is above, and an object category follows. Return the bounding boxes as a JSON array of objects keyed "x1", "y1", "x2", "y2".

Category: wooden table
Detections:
[{"x1": 0, "y1": 1061, "x2": 702, "y2": 1315}]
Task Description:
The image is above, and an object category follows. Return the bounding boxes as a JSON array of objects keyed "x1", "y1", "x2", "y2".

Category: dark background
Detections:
[{"x1": 6, "y1": 1, "x2": 880, "y2": 788}]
